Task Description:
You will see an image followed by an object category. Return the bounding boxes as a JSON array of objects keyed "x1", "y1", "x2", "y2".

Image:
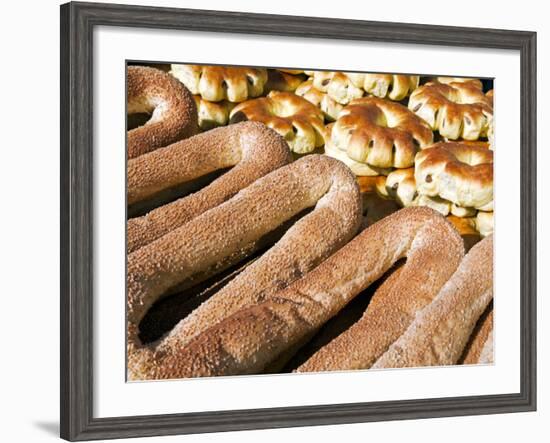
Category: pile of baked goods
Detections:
[{"x1": 126, "y1": 64, "x2": 494, "y2": 380}]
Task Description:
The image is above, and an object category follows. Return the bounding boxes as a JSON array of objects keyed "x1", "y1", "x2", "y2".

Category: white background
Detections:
[{"x1": 0, "y1": 0, "x2": 547, "y2": 442}]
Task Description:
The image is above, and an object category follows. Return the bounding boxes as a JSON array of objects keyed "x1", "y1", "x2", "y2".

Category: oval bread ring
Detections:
[
  {"x1": 415, "y1": 142, "x2": 493, "y2": 210},
  {"x1": 460, "y1": 306, "x2": 493, "y2": 364},
  {"x1": 295, "y1": 79, "x2": 343, "y2": 121},
  {"x1": 127, "y1": 66, "x2": 198, "y2": 159},
  {"x1": 127, "y1": 154, "x2": 362, "y2": 380},
  {"x1": 193, "y1": 96, "x2": 236, "y2": 130},
  {"x1": 229, "y1": 91, "x2": 328, "y2": 154},
  {"x1": 127, "y1": 122, "x2": 292, "y2": 253},
  {"x1": 477, "y1": 330, "x2": 494, "y2": 364},
  {"x1": 310, "y1": 71, "x2": 364, "y2": 105},
  {"x1": 127, "y1": 121, "x2": 290, "y2": 206},
  {"x1": 347, "y1": 73, "x2": 420, "y2": 101},
  {"x1": 170, "y1": 64, "x2": 268, "y2": 103},
  {"x1": 331, "y1": 97, "x2": 434, "y2": 169},
  {"x1": 156, "y1": 207, "x2": 463, "y2": 378},
  {"x1": 373, "y1": 235, "x2": 493, "y2": 368},
  {"x1": 408, "y1": 81, "x2": 493, "y2": 140}
]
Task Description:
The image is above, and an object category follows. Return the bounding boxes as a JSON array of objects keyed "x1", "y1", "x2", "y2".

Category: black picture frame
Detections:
[{"x1": 60, "y1": 2, "x2": 537, "y2": 441}]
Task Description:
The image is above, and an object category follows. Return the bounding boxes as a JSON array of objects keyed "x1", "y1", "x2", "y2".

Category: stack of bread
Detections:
[{"x1": 126, "y1": 64, "x2": 495, "y2": 380}]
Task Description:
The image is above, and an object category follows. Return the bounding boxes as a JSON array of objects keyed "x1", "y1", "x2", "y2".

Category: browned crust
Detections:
[
  {"x1": 415, "y1": 142, "x2": 493, "y2": 209},
  {"x1": 146, "y1": 207, "x2": 463, "y2": 379},
  {"x1": 127, "y1": 154, "x2": 362, "y2": 380},
  {"x1": 459, "y1": 305, "x2": 493, "y2": 364},
  {"x1": 408, "y1": 81, "x2": 492, "y2": 141},
  {"x1": 347, "y1": 73, "x2": 419, "y2": 101},
  {"x1": 127, "y1": 122, "x2": 292, "y2": 252},
  {"x1": 478, "y1": 331, "x2": 494, "y2": 364},
  {"x1": 373, "y1": 235, "x2": 493, "y2": 368},
  {"x1": 229, "y1": 91, "x2": 328, "y2": 154},
  {"x1": 331, "y1": 97, "x2": 433, "y2": 169},
  {"x1": 127, "y1": 66, "x2": 198, "y2": 158},
  {"x1": 297, "y1": 209, "x2": 465, "y2": 373},
  {"x1": 171, "y1": 65, "x2": 268, "y2": 102},
  {"x1": 265, "y1": 70, "x2": 306, "y2": 93}
]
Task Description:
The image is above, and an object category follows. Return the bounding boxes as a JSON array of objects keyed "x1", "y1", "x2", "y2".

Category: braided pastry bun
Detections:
[
  {"x1": 385, "y1": 168, "x2": 417, "y2": 207},
  {"x1": 330, "y1": 97, "x2": 433, "y2": 169},
  {"x1": 415, "y1": 142, "x2": 493, "y2": 210},
  {"x1": 384, "y1": 168, "x2": 478, "y2": 218},
  {"x1": 409, "y1": 81, "x2": 493, "y2": 140},
  {"x1": 310, "y1": 71, "x2": 364, "y2": 105},
  {"x1": 170, "y1": 64, "x2": 268, "y2": 103},
  {"x1": 173, "y1": 207, "x2": 463, "y2": 377},
  {"x1": 193, "y1": 96, "x2": 236, "y2": 131},
  {"x1": 295, "y1": 79, "x2": 343, "y2": 121},
  {"x1": 347, "y1": 73, "x2": 419, "y2": 101},
  {"x1": 127, "y1": 66, "x2": 198, "y2": 158},
  {"x1": 486, "y1": 89, "x2": 495, "y2": 148},
  {"x1": 434, "y1": 77, "x2": 484, "y2": 89},
  {"x1": 229, "y1": 91, "x2": 328, "y2": 154},
  {"x1": 265, "y1": 69, "x2": 306, "y2": 92},
  {"x1": 476, "y1": 211, "x2": 494, "y2": 237}
]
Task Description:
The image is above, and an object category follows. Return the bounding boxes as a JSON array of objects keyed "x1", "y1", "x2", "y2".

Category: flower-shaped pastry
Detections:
[
  {"x1": 347, "y1": 73, "x2": 419, "y2": 101},
  {"x1": 264, "y1": 69, "x2": 306, "y2": 93},
  {"x1": 414, "y1": 142, "x2": 493, "y2": 210},
  {"x1": 295, "y1": 79, "x2": 343, "y2": 121},
  {"x1": 330, "y1": 97, "x2": 433, "y2": 169},
  {"x1": 433, "y1": 77, "x2": 483, "y2": 89},
  {"x1": 385, "y1": 168, "x2": 417, "y2": 207},
  {"x1": 229, "y1": 91, "x2": 327, "y2": 154},
  {"x1": 310, "y1": 71, "x2": 364, "y2": 105},
  {"x1": 170, "y1": 64, "x2": 268, "y2": 103},
  {"x1": 408, "y1": 81, "x2": 493, "y2": 140},
  {"x1": 192, "y1": 96, "x2": 236, "y2": 131}
]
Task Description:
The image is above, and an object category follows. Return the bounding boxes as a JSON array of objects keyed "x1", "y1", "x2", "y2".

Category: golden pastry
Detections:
[
  {"x1": 409, "y1": 81, "x2": 493, "y2": 140},
  {"x1": 329, "y1": 97, "x2": 433, "y2": 169},
  {"x1": 170, "y1": 64, "x2": 268, "y2": 102},
  {"x1": 347, "y1": 73, "x2": 419, "y2": 101},
  {"x1": 229, "y1": 91, "x2": 328, "y2": 153}
]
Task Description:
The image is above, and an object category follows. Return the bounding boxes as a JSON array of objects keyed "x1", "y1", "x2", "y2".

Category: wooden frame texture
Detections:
[{"x1": 60, "y1": 2, "x2": 537, "y2": 440}]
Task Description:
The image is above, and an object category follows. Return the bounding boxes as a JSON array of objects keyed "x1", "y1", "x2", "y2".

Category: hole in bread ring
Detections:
[
  {"x1": 168, "y1": 207, "x2": 466, "y2": 377},
  {"x1": 127, "y1": 122, "x2": 292, "y2": 252},
  {"x1": 127, "y1": 154, "x2": 362, "y2": 380},
  {"x1": 127, "y1": 66, "x2": 198, "y2": 158},
  {"x1": 331, "y1": 97, "x2": 433, "y2": 168},
  {"x1": 408, "y1": 81, "x2": 492, "y2": 141}
]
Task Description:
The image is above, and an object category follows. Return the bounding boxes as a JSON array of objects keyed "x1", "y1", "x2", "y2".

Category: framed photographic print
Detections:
[{"x1": 60, "y1": 1, "x2": 537, "y2": 441}]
